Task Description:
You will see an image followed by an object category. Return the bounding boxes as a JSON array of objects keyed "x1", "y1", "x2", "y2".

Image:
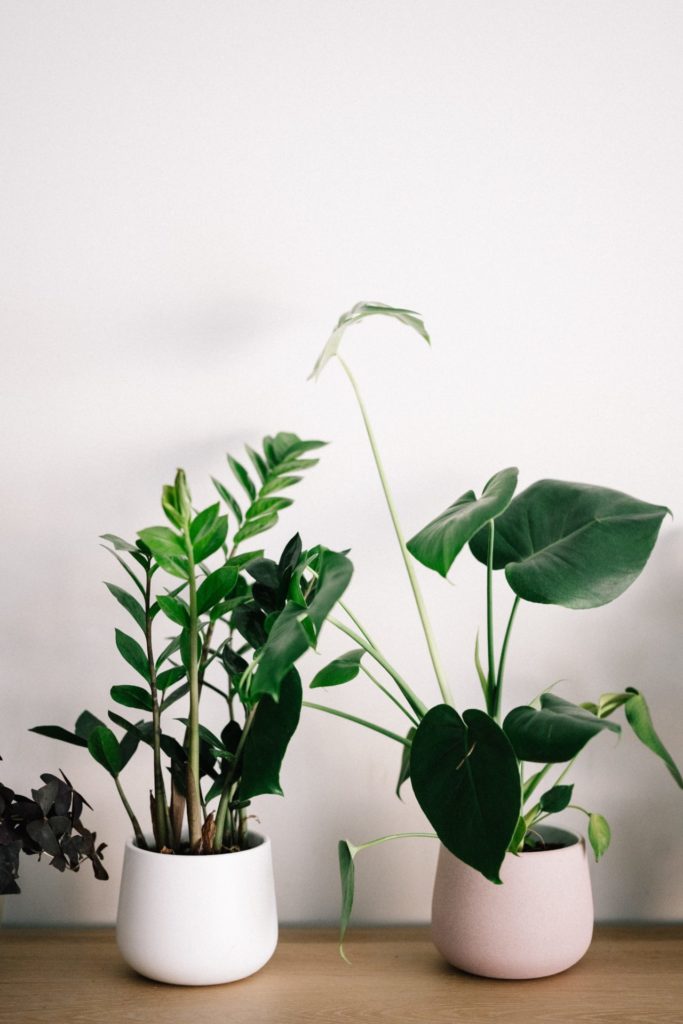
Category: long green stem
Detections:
[
  {"x1": 183, "y1": 528, "x2": 202, "y2": 851},
  {"x1": 304, "y1": 701, "x2": 411, "y2": 746},
  {"x1": 494, "y1": 595, "x2": 520, "y2": 721},
  {"x1": 339, "y1": 600, "x2": 377, "y2": 648},
  {"x1": 355, "y1": 831, "x2": 437, "y2": 853},
  {"x1": 553, "y1": 755, "x2": 578, "y2": 788},
  {"x1": 360, "y1": 664, "x2": 418, "y2": 726},
  {"x1": 144, "y1": 568, "x2": 171, "y2": 850},
  {"x1": 337, "y1": 357, "x2": 453, "y2": 707},
  {"x1": 114, "y1": 775, "x2": 147, "y2": 850},
  {"x1": 329, "y1": 616, "x2": 427, "y2": 718},
  {"x1": 213, "y1": 704, "x2": 258, "y2": 852},
  {"x1": 485, "y1": 521, "x2": 497, "y2": 719}
]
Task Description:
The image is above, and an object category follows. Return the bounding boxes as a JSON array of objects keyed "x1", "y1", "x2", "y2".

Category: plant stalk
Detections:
[
  {"x1": 360, "y1": 664, "x2": 419, "y2": 725},
  {"x1": 486, "y1": 521, "x2": 497, "y2": 719},
  {"x1": 144, "y1": 568, "x2": 171, "y2": 850},
  {"x1": 304, "y1": 701, "x2": 412, "y2": 746},
  {"x1": 114, "y1": 775, "x2": 147, "y2": 850},
  {"x1": 494, "y1": 595, "x2": 520, "y2": 721},
  {"x1": 214, "y1": 705, "x2": 258, "y2": 852},
  {"x1": 183, "y1": 527, "x2": 202, "y2": 851}
]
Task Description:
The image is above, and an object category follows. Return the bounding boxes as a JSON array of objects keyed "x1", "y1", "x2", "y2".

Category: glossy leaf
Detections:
[
  {"x1": 338, "y1": 838, "x2": 360, "y2": 962},
  {"x1": 155, "y1": 665, "x2": 186, "y2": 692},
  {"x1": 211, "y1": 476, "x2": 243, "y2": 524},
  {"x1": 504, "y1": 694, "x2": 620, "y2": 763},
  {"x1": 588, "y1": 812, "x2": 611, "y2": 861},
  {"x1": 74, "y1": 711, "x2": 107, "y2": 741},
  {"x1": 624, "y1": 689, "x2": 683, "y2": 787},
  {"x1": 196, "y1": 566, "x2": 238, "y2": 615},
  {"x1": 407, "y1": 468, "x2": 518, "y2": 578},
  {"x1": 470, "y1": 480, "x2": 669, "y2": 609},
  {"x1": 246, "y1": 496, "x2": 293, "y2": 520},
  {"x1": 189, "y1": 503, "x2": 220, "y2": 544},
  {"x1": 307, "y1": 549, "x2": 354, "y2": 633},
  {"x1": 115, "y1": 629, "x2": 151, "y2": 682},
  {"x1": 193, "y1": 515, "x2": 228, "y2": 562},
  {"x1": 156, "y1": 594, "x2": 190, "y2": 627},
  {"x1": 234, "y1": 512, "x2": 278, "y2": 545},
  {"x1": 104, "y1": 583, "x2": 146, "y2": 632},
  {"x1": 240, "y1": 669, "x2": 303, "y2": 799},
  {"x1": 87, "y1": 726, "x2": 122, "y2": 777},
  {"x1": 228, "y1": 455, "x2": 256, "y2": 501},
  {"x1": 539, "y1": 784, "x2": 574, "y2": 813},
  {"x1": 395, "y1": 728, "x2": 416, "y2": 798},
  {"x1": 309, "y1": 301, "x2": 430, "y2": 381},
  {"x1": 251, "y1": 604, "x2": 310, "y2": 700},
  {"x1": 137, "y1": 526, "x2": 189, "y2": 579},
  {"x1": 30, "y1": 725, "x2": 88, "y2": 748},
  {"x1": 310, "y1": 649, "x2": 364, "y2": 688},
  {"x1": 410, "y1": 705, "x2": 521, "y2": 882},
  {"x1": 110, "y1": 685, "x2": 154, "y2": 712}
]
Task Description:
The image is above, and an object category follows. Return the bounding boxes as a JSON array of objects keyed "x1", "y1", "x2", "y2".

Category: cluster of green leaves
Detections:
[
  {"x1": 306, "y1": 301, "x2": 681, "y2": 956},
  {"x1": 33, "y1": 432, "x2": 353, "y2": 855}
]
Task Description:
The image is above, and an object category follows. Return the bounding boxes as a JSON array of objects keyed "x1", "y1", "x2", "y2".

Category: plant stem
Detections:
[
  {"x1": 355, "y1": 831, "x2": 437, "y2": 853},
  {"x1": 494, "y1": 595, "x2": 520, "y2": 721},
  {"x1": 213, "y1": 705, "x2": 258, "y2": 852},
  {"x1": 114, "y1": 775, "x2": 147, "y2": 850},
  {"x1": 183, "y1": 527, "x2": 202, "y2": 851},
  {"x1": 337, "y1": 356, "x2": 453, "y2": 708},
  {"x1": 360, "y1": 664, "x2": 418, "y2": 726},
  {"x1": 144, "y1": 567, "x2": 171, "y2": 850},
  {"x1": 522, "y1": 763, "x2": 552, "y2": 805},
  {"x1": 329, "y1": 616, "x2": 427, "y2": 718},
  {"x1": 304, "y1": 701, "x2": 411, "y2": 746},
  {"x1": 485, "y1": 521, "x2": 497, "y2": 719},
  {"x1": 339, "y1": 600, "x2": 377, "y2": 648},
  {"x1": 553, "y1": 756, "x2": 578, "y2": 788}
]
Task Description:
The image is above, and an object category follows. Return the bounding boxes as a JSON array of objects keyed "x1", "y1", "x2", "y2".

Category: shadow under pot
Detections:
[
  {"x1": 431, "y1": 825, "x2": 593, "y2": 980},
  {"x1": 116, "y1": 832, "x2": 278, "y2": 985}
]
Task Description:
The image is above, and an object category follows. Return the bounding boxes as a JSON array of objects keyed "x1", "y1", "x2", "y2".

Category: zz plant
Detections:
[
  {"x1": 33, "y1": 433, "x2": 352, "y2": 855},
  {"x1": 308, "y1": 303, "x2": 682, "y2": 951}
]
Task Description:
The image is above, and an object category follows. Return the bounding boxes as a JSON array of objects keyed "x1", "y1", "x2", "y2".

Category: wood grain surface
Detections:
[{"x1": 1, "y1": 926, "x2": 681, "y2": 1024}]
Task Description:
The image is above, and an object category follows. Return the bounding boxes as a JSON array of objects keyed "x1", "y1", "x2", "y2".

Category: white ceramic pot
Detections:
[
  {"x1": 431, "y1": 825, "x2": 593, "y2": 979},
  {"x1": 116, "y1": 832, "x2": 278, "y2": 985}
]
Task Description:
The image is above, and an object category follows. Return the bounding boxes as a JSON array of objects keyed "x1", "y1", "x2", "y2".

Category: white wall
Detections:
[{"x1": 1, "y1": 0, "x2": 681, "y2": 927}]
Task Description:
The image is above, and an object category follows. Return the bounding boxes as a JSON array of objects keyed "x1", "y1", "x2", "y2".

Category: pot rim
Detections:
[
  {"x1": 123, "y1": 831, "x2": 270, "y2": 858},
  {"x1": 515, "y1": 824, "x2": 584, "y2": 856}
]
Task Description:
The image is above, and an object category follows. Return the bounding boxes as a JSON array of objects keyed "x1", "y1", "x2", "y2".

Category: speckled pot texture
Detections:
[{"x1": 432, "y1": 825, "x2": 594, "y2": 979}]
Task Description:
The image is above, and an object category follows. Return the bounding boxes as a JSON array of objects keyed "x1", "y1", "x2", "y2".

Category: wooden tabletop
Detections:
[{"x1": 1, "y1": 926, "x2": 681, "y2": 1023}]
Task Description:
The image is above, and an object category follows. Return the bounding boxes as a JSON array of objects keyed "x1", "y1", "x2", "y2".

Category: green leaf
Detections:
[
  {"x1": 469, "y1": 480, "x2": 669, "y2": 609},
  {"x1": 155, "y1": 634, "x2": 182, "y2": 669},
  {"x1": 507, "y1": 815, "x2": 528, "y2": 854},
  {"x1": 306, "y1": 549, "x2": 354, "y2": 633},
  {"x1": 246, "y1": 496, "x2": 293, "y2": 520},
  {"x1": 309, "y1": 301, "x2": 430, "y2": 381},
  {"x1": 137, "y1": 526, "x2": 189, "y2": 580},
  {"x1": 115, "y1": 628, "x2": 151, "y2": 682},
  {"x1": 539, "y1": 784, "x2": 574, "y2": 813},
  {"x1": 407, "y1": 468, "x2": 518, "y2": 578},
  {"x1": 251, "y1": 604, "x2": 310, "y2": 700},
  {"x1": 100, "y1": 534, "x2": 138, "y2": 553},
  {"x1": 474, "y1": 632, "x2": 488, "y2": 703},
  {"x1": 156, "y1": 594, "x2": 190, "y2": 627},
  {"x1": 74, "y1": 710, "x2": 107, "y2": 740},
  {"x1": 30, "y1": 725, "x2": 88, "y2": 748},
  {"x1": 196, "y1": 565, "x2": 238, "y2": 615},
  {"x1": 338, "y1": 838, "x2": 360, "y2": 962},
  {"x1": 160, "y1": 681, "x2": 190, "y2": 712},
  {"x1": 211, "y1": 476, "x2": 243, "y2": 525},
  {"x1": 245, "y1": 444, "x2": 268, "y2": 483},
  {"x1": 395, "y1": 728, "x2": 416, "y2": 798},
  {"x1": 624, "y1": 689, "x2": 683, "y2": 787},
  {"x1": 155, "y1": 665, "x2": 186, "y2": 691},
  {"x1": 597, "y1": 692, "x2": 631, "y2": 718},
  {"x1": 260, "y1": 475, "x2": 301, "y2": 497},
  {"x1": 504, "y1": 694, "x2": 620, "y2": 763},
  {"x1": 588, "y1": 812, "x2": 611, "y2": 861},
  {"x1": 410, "y1": 705, "x2": 521, "y2": 882},
  {"x1": 110, "y1": 685, "x2": 154, "y2": 712},
  {"x1": 189, "y1": 503, "x2": 220, "y2": 544},
  {"x1": 193, "y1": 515, "x2": 228, "y2": 562},
  {"x1": 161, "y1": 484, "x2": 185, "y2": 529},
  {"x1": 310, "y1": 649, "x2": 364, "y2": 688},
  {"x1": 233, "y1": 513, "x2": 279, "y2": 545},
  {"x1": 228, "y1": 455, "x2": 256, "y2": 501},
  {"x1": 104, "y1": 582, "x2": 147, "y2": 632},
  {"x1": 240, "y1": 669, "x2": 303, "y2": 800},
  {"x1": 87, "y1": 725, "x2": 123, "y2": 777}
]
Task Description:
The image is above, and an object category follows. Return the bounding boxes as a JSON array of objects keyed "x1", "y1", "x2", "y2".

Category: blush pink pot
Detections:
[{"x1": 431, "y1": 825, "x2": 594, "y2": 979}]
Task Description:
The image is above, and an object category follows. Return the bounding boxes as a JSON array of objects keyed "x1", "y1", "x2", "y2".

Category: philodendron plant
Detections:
[
  {"x1": 307, "y1": 302, "x2": 682, "y2": 953},
  {"x1": 33, "y1": 433, "x2": 352, "y2": 855}
]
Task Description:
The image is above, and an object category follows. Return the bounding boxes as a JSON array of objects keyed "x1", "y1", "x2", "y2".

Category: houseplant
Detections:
[
  {"x1": 307, "y1": 302, "x2": 681, "y2": 977},
  {"x1": 33, "y1": 431, "x2": 353, "y2": 985}
]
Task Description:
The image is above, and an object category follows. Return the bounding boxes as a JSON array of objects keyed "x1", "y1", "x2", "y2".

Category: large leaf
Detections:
[
  {"x1": 469, "y1": 480, "x2": 669, "y2": 609},
  {"x1": 624, "y1": 688, "x2": 683, "y2": 787},
  {"x1": 504, "y1": 693, "x2": 620, "y2": 763},
  {"x1": 309, "y1": 301, "x2": 430, "y2": 381},
  {"x1": 307, "y1": 549, "x2": 353, "y2": 633},
  {"x1": 240, "y1": 669, "x2": 303, "y2": 800},
  {"x1": 310, "y1": 649, "x2": 364, "y2": 689},
  {"x1": 410, "y1": 705, "x2": 520, "y2": 882},
  {"x1": 407, "y1": 468, "x2": 518, "y2": 578},
  {"x1": 250, "y1": 604, "x2": 310, "y2": 700},
  {"x1": 87, "y1": 726, "x2": 122, "y2": 777}
]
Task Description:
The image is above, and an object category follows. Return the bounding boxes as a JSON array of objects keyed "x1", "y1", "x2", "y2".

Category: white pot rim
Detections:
[{"x1": 123, "y1": 831, "x2": 270, "y2": 859}]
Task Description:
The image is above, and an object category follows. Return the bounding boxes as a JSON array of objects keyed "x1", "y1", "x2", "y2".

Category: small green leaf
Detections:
[
  {"x1": 624, "y1": 689, "x2": 683, "y2": 787},
  {"x1": 338, "y1": 838, "x2": 360, "y2": 963},
  {"x1": 260, "y1": 475, "x2": 302, "y2": 497},
  {"x1": 588, "y1": 812, "x2": 611, "y2": 861},
  {"x1": 157, "y1": 594, "x2": 190, "y2": 627},
  {"x1": 196, "y1": 565, "x2": 238, "y2": 615},
  {"x1": 251, "y1": 604, "x2": 310, "y2": 699},
  {"x1": 211, "y1": 476, "x2": 243, "y2": 524},
  {"x1": 162, "y1": 484, "x2": 185, "y2": 529},
  {"x1": 155, "y1": 665, "x2": 186, "y2": 691},
  {"x1": 87, "y1": 725, "x2": 123, "y2": 776},
  {"x1": 30, "y1": 725, "x2": 88, "y2": 748},
  {"x1": 189, "y1": 503, "x2": 220, "y2": 544},
  {"x1": 104, "y1": 582, "x2": 146, "y2": 632},
  {"x1": 115, "y1": 628, "x2": 151, "y2": 682},
  {"x1": 74, "y1": 711, "x2": 107, "y2": 741},
  {"x1": 110, "y1": 685, "x2": 154, "y2": 712},
  {"x1": 504, "y1": 694, "x2": 620, "y2": 763},
  {"x1": 100, "y1": 534, "x2": 138, "y2": 553},
  {"x1": 137, "y1": 526, "x2": 189, "y2": 579},
  {"x1": 193, "y1": 515, "x2": 228, "y2": 562},
  {"x1": 310, "y1": 649, "x2": 364, "y2": 688},
  {"x1": 246, "y1": 496, "x2": 293, "y2": 520},
  {"x1": 245, "y1": 444, "x2": 268, "y2": 483},
  {"x1": 228, "y1": 455, "x2": 256, "y2": 501},
  {"x1": 155, "y1": 634, "x2": 182, "y2": 669},
  {"x1": 234, "y1": 512, "x2": 279, "y2": 545},
  {"x1": 539, "y1": 784, "x2": 574, "y2": 813}
]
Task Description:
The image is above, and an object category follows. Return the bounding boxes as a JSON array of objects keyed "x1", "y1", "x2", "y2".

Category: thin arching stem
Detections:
[
  {"x1": 360, "y1": 663, "x2": 419, "y2": 726},
  {"x1": 304, "y1": 701, "x2": 411, "y2": 746},
  {"x1": 494, "y1": 595, "x2": 521, "y2": 721}
]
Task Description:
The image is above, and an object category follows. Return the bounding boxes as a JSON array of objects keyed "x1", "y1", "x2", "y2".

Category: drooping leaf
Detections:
[
  {"x1": 115, "y1": 628, "x2": 151, "y2": 682},
  {"x1": 87, "y1": 726, "x2": 123, "y2": 777},
  {"x1": 410, "y1": 705, "x2": 521, "y2": 882},
  {"x1": 624, "y1": 689, "x2": 683, "y2": 787},
  {"x1": 395, "y1": 728, "x2": 416, "y2": 798},
  {"x1": 309, "y1": 301, "x2": 431, "y2": 381},
  {"x1": 104, "y1": 583, "x2": 146, "y2": 632},
  {"x1": 539, "y1": 784, "x2": 574, "y2": 814},
  {"x1": 469, "y1": 480, "x2": 669, "y2": 609},
  {"x1": 306, "y1": 549, "x2": 354, "y2": 633},
  {"x1": 240, "y1": 669, "x2": 303, "y2": 799},
  {"x1": 196, "y1": 566, "x2": 238, "y2": 615},
  {"x1": 110, "y1": 685, "x2": 154, "y2": 712},
  {"x1": 310, "y1": 649, "x2": 364, "y2": 688},
  {"x1": 338, "y1": 838, "x2": 360, "y2": 962},
  {"x1": 250, "y1": 604, "x2": 310, "y2": 700},
  {"x1": 588, "y1": 812, "x2": 611, "y2": 861},
  {"x1": 30, "y1": 725, "x2": 88, "y2": 748},
  {"x1": 407, "y1": 468, "x2": 518, "y2": 578},
  {"x1": 504, "y1": 693, "x2": 620, "y2": 763}
]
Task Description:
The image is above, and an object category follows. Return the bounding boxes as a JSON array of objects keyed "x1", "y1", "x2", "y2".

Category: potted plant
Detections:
[
  {"x1": 33, "y1": 431, "x2": 353, "y2": 985},
  {"x1": 0, "y1": 760, "x2": 107, "y2": 922},
  {"x1": 306, "y1": 303, "x2": 682, "y2": 978}
]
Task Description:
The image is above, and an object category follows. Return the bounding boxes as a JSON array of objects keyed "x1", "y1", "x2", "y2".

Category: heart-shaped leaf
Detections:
[
  {"x1": 310, "y1": 649, "x2": 364, "y2": 688},
  {"x1": 469, "y1": 480, "x2": 669, "y2": 608},
  {"x1": 504, "y1": 693, "x2": 620, "y2": 763},
  {"x1": 410, "y1": 705, "x2": 521, "y2": 882}
]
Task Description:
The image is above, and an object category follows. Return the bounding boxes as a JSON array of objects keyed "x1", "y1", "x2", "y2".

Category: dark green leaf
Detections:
[
  {"x1": 157, "y1": 594, "x2": 190, "y2": 627},
  {"x1": 196, "y1": 565, "x2": 238, "y2": 615},
  {"x1": 240, "y1": 669, "x2": 303, "y2": 799},
  {"x1": 251, "y1": 604, "x2": 310, "y2": 700},
  {"x1": 189, "y1": 503, "x2": 220, "y2": 544},
  {"x1": 306, "y1": 549, "x2": 354, "y2": 633},
  {"x1": 245, "y1": 558, "x2": 281, "y2": 589},
  {"x1": 30, "y1": 725, "x2": 88, "y2": 748},
  {"x1": 310, "y1": 649, "x2": 364, "y2": 688},
  {"x1": 245, "y1": 444, "x2": 268, "y2": 483},
  {"x1": 227, "y1": 548, "x2": 264, "y2": 569},
  {"x1": 539, "y1": 784, "x2": 574, "y2": 813},
  {"x1": 624, "y1": 689, "x2": 683, "y2": 787},
  {"x1": 155, "y1": 634, "x2": 182, "y2": 669},
  {"x1": 115, "y1": 628, "x2": 151, "y2": 682},
  {"x1": 104, "y1": 582, "x2": 147, "y2": 632},
  {"x1": 396, "y1": 728, "x2": 416, "y2": 798},
  {"x1": 110, "y1": 685, "x2": 154, "y2": 712},
  {"x1": 74, "y1": 711, "x2": 107, "y2": 741},
  {"x1": 100, "y1": 534, "x2": 138, "y2": 553},
  {"x1": 588, "y1": 812, "x2": 611, "y2": 861},
  {"x1": 410, "y1": 705, "x2": 521, "y2": 883},
  {"x1": 338, "y1": 838, "x2": 359, "y2": 961},
  {"x1": 155, "y1": 665, "x2": 186, "y2": 692},
  {"x1": 87, "y1": 726, "x2": 122, "y2": 776},
  {"x1": 160, "y1": 681, "x2": 190, "y2": 712},
  {"x1": 232, "y1": 603, "x2": 268, "y2": 649},
  {"x1": 407, "y1": 468, "x2": 518, "y2": 578},
  {"x1": 504, "y1": 693, "x2": 620, "y2": 763},
  {"x1": 469, "y1": 480, "x2": 669, "y2": 609},
  {"x1": 279, "y1": 534, "x2": 303, "y2": 575}
]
